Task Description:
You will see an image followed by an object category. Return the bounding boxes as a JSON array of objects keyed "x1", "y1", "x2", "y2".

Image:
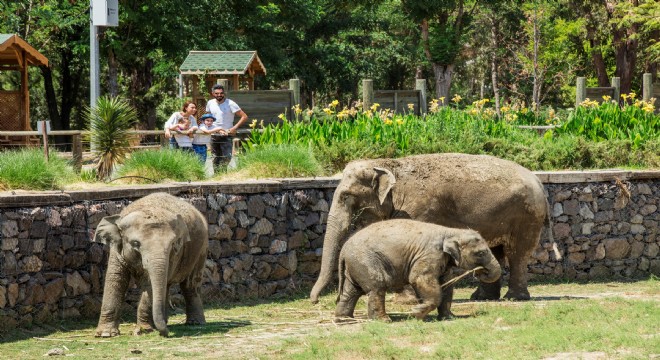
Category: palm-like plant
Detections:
[{"x1": 86, "y1": 96, "x2": 138, "y2": 180}]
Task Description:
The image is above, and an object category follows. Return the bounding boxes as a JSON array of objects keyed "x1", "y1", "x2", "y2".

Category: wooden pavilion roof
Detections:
[{"x1": 0, "y1": 34, "x2": 48, "y2": 68}]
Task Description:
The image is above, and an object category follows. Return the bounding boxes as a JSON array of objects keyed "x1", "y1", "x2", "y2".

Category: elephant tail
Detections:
[
  {"x1": 336, "y1": 254, "x2": 346, "y2": 305},
  {"x1": 545, "y1": 198, "x2": 562, "y2": 261}
]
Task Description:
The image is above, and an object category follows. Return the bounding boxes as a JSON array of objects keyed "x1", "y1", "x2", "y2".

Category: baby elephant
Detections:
[{"x1": 335, "y1": 219, "x2": 501, "y2": 321}]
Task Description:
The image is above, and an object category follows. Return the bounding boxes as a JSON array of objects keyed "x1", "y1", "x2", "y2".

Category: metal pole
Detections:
[{"x1": 90, "y1": 3, "x2": 100, "y2": 110}]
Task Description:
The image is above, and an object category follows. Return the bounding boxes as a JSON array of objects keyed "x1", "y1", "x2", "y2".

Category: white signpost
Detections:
[{"x1": 90, "y1": 0, "x2": 118, "y2": 110}]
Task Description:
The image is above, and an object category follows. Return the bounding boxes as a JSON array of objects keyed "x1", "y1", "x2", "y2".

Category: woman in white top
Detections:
[
  {"x1": 191, "y1": 113, "x2": 225, "y2": 163},
  {"x1": 164, "y1": 101, "x2": 197, "y2": 149}
]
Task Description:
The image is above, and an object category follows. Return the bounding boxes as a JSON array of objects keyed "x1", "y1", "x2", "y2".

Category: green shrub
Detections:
[
  {"x1": 0, "y1": 148, "x2": 76, "y2": 190},
  {"x1": 232, "y1": 144, "x2": 325, "y2": 178},
  {"x1": 115, "y1": 149, "x2": 206, "y2": 183}
]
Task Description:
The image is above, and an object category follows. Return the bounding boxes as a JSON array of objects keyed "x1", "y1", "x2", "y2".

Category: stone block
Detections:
[
  {"x1": 554, "y1": 190, "x2": 573, "y2": 202},
  {"x1": 269, "y1": 239, "x2": 287, "y2": 254},
  {"x1": 1, "y1": 221, "x2": 18, "y2": 238},
  {"x1": 563, "y1": 199, "x2": 580, "y2": 216},
  {"x1": 552, "y1": 203, "x2": 563, "y2": 217},
  {"x1": 604, "y1": 238, "x2": 630, "y2": 260},
  {"x1": 1, "y1": 238, "x2": 18, "y2": 251},
  {"x1": 579, "y1": 204, "x2": 594, "y2": 219},
  {"x1": 247, "y1": 196, "x2": 266, "y2": 218},
  {"x1": 630, "y1": 224, "x2": 645, "y2": 234},
  {"x1": 250, "y1": 218, "x2": 273, "y2": 235},
  {"x1": 644, "y1": 243, "x2": 659, "y2": 258},
  {"x1": 639, "y1": 205, "x2": 657, "y2": 216}
]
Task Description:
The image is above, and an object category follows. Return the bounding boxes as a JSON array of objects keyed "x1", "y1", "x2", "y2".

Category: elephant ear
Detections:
[
  {"x1": 372, "y1": 167, "x2": 395, "y2": 205},
  {"x1": 172, "y1": 214, "x2": 191, "y2": 253},
  {"x1": 443, "y1": 239, "x2": 461, "y2": 266},
  {"x1": 93, "y1": 215, "x2": 122, "y2": 249}
]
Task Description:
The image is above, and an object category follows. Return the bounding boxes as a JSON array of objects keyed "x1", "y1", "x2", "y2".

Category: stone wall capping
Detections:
[
  {"x1": 0, "y1": 177, "x2": 342, "y2": 208},
  {"x1": 534, "y1": 170, "x2": 660, "y2": 184}
]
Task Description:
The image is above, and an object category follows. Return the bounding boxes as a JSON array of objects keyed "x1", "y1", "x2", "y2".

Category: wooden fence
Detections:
[{"x1": 576, "y1": 73, "x2": 658, "y2": 111}]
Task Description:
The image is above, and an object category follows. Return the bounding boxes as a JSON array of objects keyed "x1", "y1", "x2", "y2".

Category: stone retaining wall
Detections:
[{"x1": 0, "y1": 171, "x2": 658, "y2": 330}]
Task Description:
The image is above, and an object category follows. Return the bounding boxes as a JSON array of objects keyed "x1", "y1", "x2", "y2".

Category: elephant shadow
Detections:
[{"x1": 166, "y1": 319, "x2": 251, "y2": 337}]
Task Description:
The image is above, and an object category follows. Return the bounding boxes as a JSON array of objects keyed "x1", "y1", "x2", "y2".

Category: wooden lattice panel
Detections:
[{"x1": 0, "y1": 91, "x2": 22, "y2": 131}]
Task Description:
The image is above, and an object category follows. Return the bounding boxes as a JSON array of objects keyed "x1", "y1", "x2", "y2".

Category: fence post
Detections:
[
  {"x1": 362, "y1": 79, "x2": 373, "y2": 112},
  {"x1": 72, "y1": 132, "x2": 82, "y2": 173},
  {"x1": 289, "y1": 78, "x2": 301, "y2": 107},
  {"x1": 642, "y1": 73, "x2": 652, "y2": 101},
  {"x1": 575, "y1": 77, "x2": 586, "y2": 107},
  {"x1": 415, "y1": 79, "x2": 427, "y2": 115},
  {"x1": 611, "y1": 77, "x2": 621, "y2": 104}
]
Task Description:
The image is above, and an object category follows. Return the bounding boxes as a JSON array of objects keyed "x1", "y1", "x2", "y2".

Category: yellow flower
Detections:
[
  {"x1": 331, "y1": 99, "x2": 339, "y2": 108},
  {"x1": 323, "y1": 108, "x2": 333, "y2": 115},
  {"x1": 278, "y1": 113, "x2": 286, "y2": 120},
  {"x1": 370, "y1": 103, "x2": 380, "y2": 112},
  {"x1": 249, "y1": 119, "x2": 257, "y2": 129},
  {"x1": 384, "y1": 119, "x2": 393, "y2": 125},
  {"x1": 407, "y1": 103, "x2": 414, "y2": 111},
  {"x1": 621, "y1": 93, "x2": 629, "y2": 101},
  {"x1": 260, "y1": 120, "x2": 264, "y2": 128},
  {"x1": 452, "y1": 94, "x2": 462, "y2": 103},
  {"x1": 439, "y1": 97, "x2": 445, "y2": 104},
  {"x1": 396, "y1": 118, "x2": 404, "y2": 125},
  {"x1": 521, "y1": 108, "x2": 528, "y2": 114},
  {"x1": 306, "y1": 109, "x2": 314, "y2": 117},
  {"x1": 292, "y1": 104, "x2": 302, "y2": 115},
  {"x1": 602, "y1": 95, "x2": 611, "y2": 102},
  {"x1": 501, "y1": 106, "x2": 510, "y2": 113},
  {"x1": 629, "y1": 92, "x2": 636, "y2": 100}
]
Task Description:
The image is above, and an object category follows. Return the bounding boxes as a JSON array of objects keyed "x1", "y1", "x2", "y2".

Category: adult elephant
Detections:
[
  {"x1": 310, "y1": 153, "x2": 558, "y2": 303},
  {"x1": 93, "y1": 192, "x2": 208, "y2": 337}
]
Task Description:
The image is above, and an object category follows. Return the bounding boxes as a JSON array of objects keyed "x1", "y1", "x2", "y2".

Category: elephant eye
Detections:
[
  {"x1": 476, "y1": 250, "x2": 486, "y2": 257},
  {"x1": 130, "y1": 240, "x2": 140, "y2": 248}
]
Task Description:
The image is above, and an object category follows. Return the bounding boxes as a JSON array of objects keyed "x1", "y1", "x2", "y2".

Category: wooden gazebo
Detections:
[
  {"x1": 0, "y1": 34, "x2": 48, "y2": 145},
  {"x1": 178, "y1": 51, "x2": 266, "y2": 105}
]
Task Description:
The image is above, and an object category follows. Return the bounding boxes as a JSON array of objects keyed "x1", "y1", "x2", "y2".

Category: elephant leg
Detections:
[
  {"x1": 504, "y1": 231, "x2": 538, "y2": 300},
  {"x1": 134, "y1": 284, "x2": 155, "y2": 335},
  {"x1": 335, "y1": 279, "x2": 364, "y2": 320},
  {"x1": 96, "y1": 254, "x2": 130, "y2": 337},
  {"x1": 437, "y1": 274, "x2": 455, "y2": 320},
  {"x1": 367, "y1": 289, "x2": 391, "y2": 322},
  {"x1": 471, "y1": 245, "x2": 504, "y2": 300},
  {"x1": 181, "y1": 265, "x2": 206, "y2": 325},
  {"x1": 411, "y1": 276, "x2": 441, "y2": 321}
]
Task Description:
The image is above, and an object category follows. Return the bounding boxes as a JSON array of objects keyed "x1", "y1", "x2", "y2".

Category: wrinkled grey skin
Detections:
[
  {"x1": 93, "y1": 193, "x2": 208, "y2": 337},
  {"x1": 312, "y1": 153, "x2": 557, "y2": 303},
  {"x1": 335, "y1": 219, "x2": 501, "y2": 321}
]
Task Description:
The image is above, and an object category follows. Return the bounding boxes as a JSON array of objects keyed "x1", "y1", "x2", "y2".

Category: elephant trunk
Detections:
[
  {"x1": 478, "y1": 258, "x2": 502, "y2": 284},
  {"x1": 147, "y1": 258, "x2": 170, "y2": 337},
  {"x1": 310, "y1": 210, "x2": 350, "y2": 303}
]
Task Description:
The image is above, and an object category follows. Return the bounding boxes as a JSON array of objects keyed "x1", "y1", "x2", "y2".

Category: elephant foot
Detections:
[
  {"x1": 375, "y1": 314, "x2": 392, "y2": 323},
  {"x1": 95, "y1": 325, "x2": 120, "y2": 338},
  {"x1": 470, "y1": 284, "x2": 501, "y2": 301},
  {"x1": 437, "y1": 310, "x2": 455, "y2": 321},
  {"x1": 185, "y1": 317, "x2": 206, "y2": 326},
  {"x1": 333, "y1": 316, "x2": 356, "y2": 323},
  {"x1": 503, "y1": 288, "x2": 530, "y2": 301},
  {"x1": 133, "y1": 325, "x2": 154, "y2": 336}
]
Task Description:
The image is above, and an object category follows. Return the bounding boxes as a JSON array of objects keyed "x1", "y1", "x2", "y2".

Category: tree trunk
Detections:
[
  {"x1": 607, "y1": 0, "x2": 639, "y2": 97},
  {"x1": 433, "y1": 63, "x2": 454, "y2": 101},
  {"x1": 129, "y1": 60, "x2": 157, "y2": 129},
  {"x1": 108, "y1": 49, "x2": 119, "y2": 97},
  {"x1": 531, "y1": 7, "x2": 541, "y2": 109},
  {"x1": 40, "y1": 66, "x2": 61, "y2": 130},
  {"x1": 490, "y1": 15, "x2": 501, "y2": 116}
]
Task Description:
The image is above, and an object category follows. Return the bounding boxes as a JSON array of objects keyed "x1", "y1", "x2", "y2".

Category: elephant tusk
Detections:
[{"x1": 440, "y1": 266, "x2": 485, "y2": 290}]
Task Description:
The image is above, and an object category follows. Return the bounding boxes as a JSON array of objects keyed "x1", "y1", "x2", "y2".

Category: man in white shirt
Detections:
[{"x1": 205, "y1": 84, "x2": 248, "y2": 167}]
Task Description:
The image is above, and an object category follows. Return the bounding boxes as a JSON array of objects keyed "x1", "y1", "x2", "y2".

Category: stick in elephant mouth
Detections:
[{"x1": 440, "y1": 266, "x2": 486, "y2": 290}]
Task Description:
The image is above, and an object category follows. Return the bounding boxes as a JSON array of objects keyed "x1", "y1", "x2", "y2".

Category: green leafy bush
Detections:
[
  {"x1": 0, "y1": 148, "x2": 76, "y2": 190},
  {"x1": 115, "y1": 149, "x2": 206, "y2": 183}
]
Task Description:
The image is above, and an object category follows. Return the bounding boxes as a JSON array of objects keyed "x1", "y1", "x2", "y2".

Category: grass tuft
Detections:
[
  {"x1": 230, "y1": 144, "x2": 325, "y2": 178},
  {"x1": 114, "y1": 149, "x2": 206, "y2": 183},
  {"x1": 0, "y1": 148, "x2": 76, "y2": 190}
]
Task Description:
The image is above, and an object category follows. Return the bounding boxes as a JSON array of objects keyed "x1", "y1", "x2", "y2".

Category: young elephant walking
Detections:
[
  {"x1": 93, "y1": 192, "x2": 209, "y2": 337},
  {"x1": 335, "y1": 219, "x2": 501, "y2": 321}
]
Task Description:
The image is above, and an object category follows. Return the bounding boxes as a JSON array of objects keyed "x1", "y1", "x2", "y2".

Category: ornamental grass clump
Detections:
[
  {"x1": 0, "y1": 148, "x2": 76, "y2": 190},
  {"x1": 115, "y1": 149, "x2": 206, "y2": 183},
  {"x1": 231, "y1": 143, "x2": 325, "y2": 178}
]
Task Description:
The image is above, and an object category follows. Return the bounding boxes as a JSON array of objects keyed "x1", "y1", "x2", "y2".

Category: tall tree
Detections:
[{"x1": 402, "y1": 0, "x2": 475, "y2": 99}]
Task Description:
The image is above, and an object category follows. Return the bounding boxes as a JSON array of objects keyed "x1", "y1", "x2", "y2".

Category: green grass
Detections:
[
  {"x1": 114, "y1": 149, "x2": 206, "y2": 184},
  {"x1": 0, "y1": 148, "x2": 77, "y2": 190},
  {"x1": 228, "y1": 143, "x2": 326, "y2": 178},
  {"x1": 2, "y1": 279, "x2": 658, "y2": 359}
]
